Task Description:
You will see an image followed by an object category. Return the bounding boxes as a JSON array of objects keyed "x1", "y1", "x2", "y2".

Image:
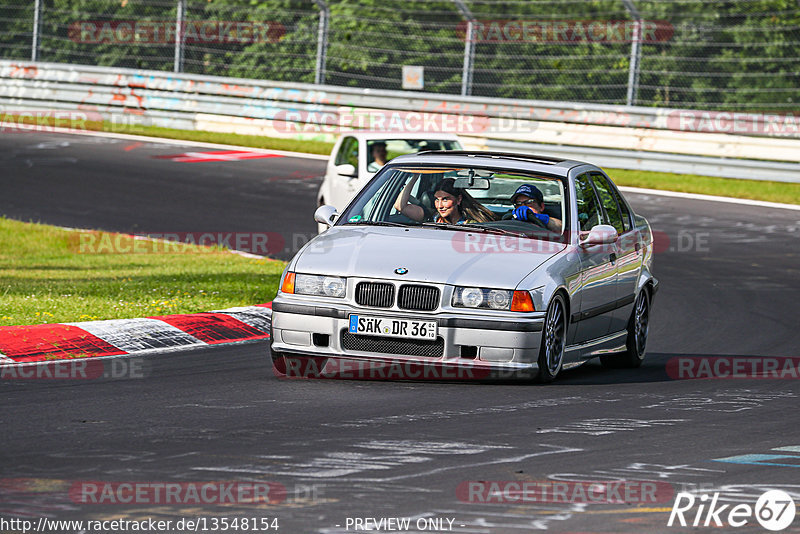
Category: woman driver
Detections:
[{"x1": 395, "y1": 176, "x2": 494, "y2": 224}]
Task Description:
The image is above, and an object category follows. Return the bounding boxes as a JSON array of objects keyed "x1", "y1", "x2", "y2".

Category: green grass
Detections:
[
  {"x1": 0, "y1": 218, "x2": 286, "y2": 327},
  {"x1": 607, "y1": 168, "x2": 800, "y2": 205},
  {"x1": 118, "y1": 123, "x2": 334, "y2": 155}
]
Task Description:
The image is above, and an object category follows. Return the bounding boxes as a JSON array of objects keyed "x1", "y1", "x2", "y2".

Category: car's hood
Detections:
[{"x1": 293, "y1": 226, "x2": 565, "y2": 288}]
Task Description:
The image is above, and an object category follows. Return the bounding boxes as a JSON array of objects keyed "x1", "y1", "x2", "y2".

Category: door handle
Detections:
[{"x1": 609, "y1": 253, "x2": 617, "y2": 264}]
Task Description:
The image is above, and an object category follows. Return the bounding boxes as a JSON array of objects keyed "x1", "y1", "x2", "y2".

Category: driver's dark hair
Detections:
[{"x1": 433, "y1": 178, "x2": 495, "y2": 223}]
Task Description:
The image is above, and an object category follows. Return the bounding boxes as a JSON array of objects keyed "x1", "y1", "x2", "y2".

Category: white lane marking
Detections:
[
  {"x1": 354, "y1": 440, "x2": 512, "y2": 455},
  {"x1": 618, "y1": 186, "x2": 800, "y2": 211},
  {"x1": 537, "y1": 418, "x2": 687, "y2": 436},
  {"x1": 39, "y1": 126, "x2": 329, "y2": 160},
  {"x1": 549, "y1": 463, "x2": 725, "y2": 482},
  {"x1": 63, "y1": 318, "x2": 205, "y2": 352},
  {"x1": 326, "y1": 396, "x2": 620, "y2": 428},
  {"x1": 642, "y1": 391, "x2": 797, "y2": 413},
  {"x1": 192, "y1": 443, "x2": 581, "y2": 482}
]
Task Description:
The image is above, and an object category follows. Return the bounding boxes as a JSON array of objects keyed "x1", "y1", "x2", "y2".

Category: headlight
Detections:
[
  {"x1": 452, "y1": 287, "x2": 534, "y2": 312},
  {"x1": 291, "y1": 273, "x2": 346, "y2": 298},
  {"x1": 453, "y1": 287, "x2": 511, "y2": 309},
  {"x1": 460, "y1": 287, "x2": 485, "y2": 307}
]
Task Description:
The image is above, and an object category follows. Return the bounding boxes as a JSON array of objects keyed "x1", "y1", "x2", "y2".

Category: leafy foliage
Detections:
[{"x1": 1, "y1": 0, "x2": 798, "y2": 109}]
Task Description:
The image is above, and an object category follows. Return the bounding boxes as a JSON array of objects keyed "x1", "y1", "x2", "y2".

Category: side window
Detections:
[
  {"x1": 591, "y1": 173, "x2": 624, "y2": 234},
  {"x1": 612, "y1": 187, "x2": 632, "y2": 232},
  {"x1": 574, "y1": 174, "x2": 603, "y2": 232},
  {"x1": 335, "y1": 137, "x2": 359, "y2": 169}
]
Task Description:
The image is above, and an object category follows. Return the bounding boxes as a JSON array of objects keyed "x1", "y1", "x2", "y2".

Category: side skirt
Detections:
[{"x1": 565, "y1": 330, "x2": 628, "y2": 360}]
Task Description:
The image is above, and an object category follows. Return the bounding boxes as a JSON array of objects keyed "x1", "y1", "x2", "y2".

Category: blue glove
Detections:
[
  {"x1": 512, "y1": 206, "x2": 531, "y2": 221},
  {"x1": 533, "y1": 212, "x2": 550, "y2": 225},
  {"x1": 512, "y1": 206, "x2": 549, "y2": 225}
]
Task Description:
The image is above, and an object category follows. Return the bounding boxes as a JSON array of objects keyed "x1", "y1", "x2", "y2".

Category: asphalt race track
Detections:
[
  {"x1": 0, "y1": 132, "x2": 324, "y2": 260},
  {"x1": 2, "y1": 132, "x2": 800, "y2": 533}
]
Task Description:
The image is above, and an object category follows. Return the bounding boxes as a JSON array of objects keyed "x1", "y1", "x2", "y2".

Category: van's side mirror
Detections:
[
  {"x1": 335, "y1": 164, "x2": 356, "y2": 178},
  {"x1": 314, "y1": 205, "x2": 339, "y2": 227}
]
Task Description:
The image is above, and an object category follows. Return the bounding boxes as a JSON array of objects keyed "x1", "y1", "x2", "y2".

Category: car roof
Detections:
[
  {"x1": 338, "y1": 131, "x2": 462, "y2": 141},
  {"x1": 385, "y1": 151, "x2": 591, "y2": 178}
]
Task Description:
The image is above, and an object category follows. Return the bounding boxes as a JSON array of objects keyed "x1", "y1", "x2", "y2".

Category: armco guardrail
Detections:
[{"x1": 1, "y1": 60, "x2": 799, "y2": 182}]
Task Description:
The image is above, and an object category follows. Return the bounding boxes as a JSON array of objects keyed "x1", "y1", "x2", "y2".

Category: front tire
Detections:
[
  {"x1": 600, "y1": 288, "x2": 650, "y2": 368},
  {"x1": 537, "y1": 293, "x2": 567, "y2": 383}
]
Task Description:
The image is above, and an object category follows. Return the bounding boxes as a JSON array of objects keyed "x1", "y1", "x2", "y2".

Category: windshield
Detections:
[{"x1": 339, "y1": 166, "x2": 567, "y2": 238}]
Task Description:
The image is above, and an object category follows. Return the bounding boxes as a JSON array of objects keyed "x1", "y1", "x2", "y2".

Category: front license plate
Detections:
[{"x1": 348, "y1": 315, "x2": 437, "y2": 340}]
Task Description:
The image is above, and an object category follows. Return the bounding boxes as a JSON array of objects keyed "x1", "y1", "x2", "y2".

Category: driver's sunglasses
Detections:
[{"x1": 514, "y1": 199, "x2": 538, "y2": 207}]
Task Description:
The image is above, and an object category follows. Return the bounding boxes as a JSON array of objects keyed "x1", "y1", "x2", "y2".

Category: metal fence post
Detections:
[
  {"x1": 174, "y1": 0, "x2": 186, "y2": 73},
  {"x1": 314, "y1": 0, "x2": 329, "y2": 85},
  {"x1": 453, "y1": 0, "x2": 475, "y2": 96},
  {"x1": 31, "y1": 0, "x2": 42, "y2": 61},
  {"x1": 622, "y1": 0, "x2": 642, "y2": 106}
]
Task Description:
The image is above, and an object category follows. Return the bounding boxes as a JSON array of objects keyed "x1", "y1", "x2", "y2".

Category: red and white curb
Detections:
[{"x1": 0, "y1": 304, "x2": 272, "y2": 365}]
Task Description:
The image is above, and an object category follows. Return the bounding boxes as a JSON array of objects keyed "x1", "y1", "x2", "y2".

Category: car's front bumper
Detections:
[{"x1": 269, "y1": 299, "x2": 546, "y2": 380}]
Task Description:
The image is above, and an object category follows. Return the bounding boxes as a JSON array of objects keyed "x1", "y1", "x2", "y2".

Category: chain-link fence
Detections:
[{"x1": 1, "y1": 0, "x2": 798, "y2": 110}]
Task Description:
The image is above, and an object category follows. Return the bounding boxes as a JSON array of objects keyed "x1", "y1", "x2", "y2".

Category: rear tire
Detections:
[
  {"x1": 537, "y1": 293, "x2": 567, "y2": 383},
  {"x1": 600, "y1": 288, "x2": 650, "y2": 368}
]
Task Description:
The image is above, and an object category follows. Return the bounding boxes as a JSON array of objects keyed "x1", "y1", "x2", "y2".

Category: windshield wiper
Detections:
[
  {"x1": 420, "y1": 222, "x2": 459, "y2": 230},
  {"x1": 421, "y1": 222, "x2": 527, "y2": 237},
  {"x1": 344, "y1": 220, "x2": 410, "y2": 228},
  {"x1": 459, "y1": 224, "x2": 526, "y2": 237}
]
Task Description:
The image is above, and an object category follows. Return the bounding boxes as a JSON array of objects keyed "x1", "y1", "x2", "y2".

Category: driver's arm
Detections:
[
  {"x1": 394, "y1": 174, "x2": 425, "y2": 222},
  {"x1": 546, "y1": 217, "x2": 562, "y2": 233}
]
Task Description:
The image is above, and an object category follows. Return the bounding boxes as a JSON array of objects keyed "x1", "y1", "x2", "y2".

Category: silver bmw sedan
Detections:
[{"x1": 270, "y1": 151, "x2": 658, "y2": 382}]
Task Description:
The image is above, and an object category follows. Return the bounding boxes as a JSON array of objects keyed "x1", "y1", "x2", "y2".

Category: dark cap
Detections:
[{"x1": 511, "y1": 184, "x2": 544, "y2": 203}]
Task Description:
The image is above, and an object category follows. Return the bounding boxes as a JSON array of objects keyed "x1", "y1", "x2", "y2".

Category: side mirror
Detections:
[
  {"x1": 580, "y1": 224, "x2": 618, "y2": 246},
  {"x1": 314, "y1": 205, "x2": 339, "y2": 227},
  {"x1": 335, "y1": 163, "x2": 356, "y2": 178}
]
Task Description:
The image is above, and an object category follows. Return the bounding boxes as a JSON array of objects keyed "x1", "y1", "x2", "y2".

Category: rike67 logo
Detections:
[{"x1": 668, "y1": 490, "x2": 796, "y2": 531}]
